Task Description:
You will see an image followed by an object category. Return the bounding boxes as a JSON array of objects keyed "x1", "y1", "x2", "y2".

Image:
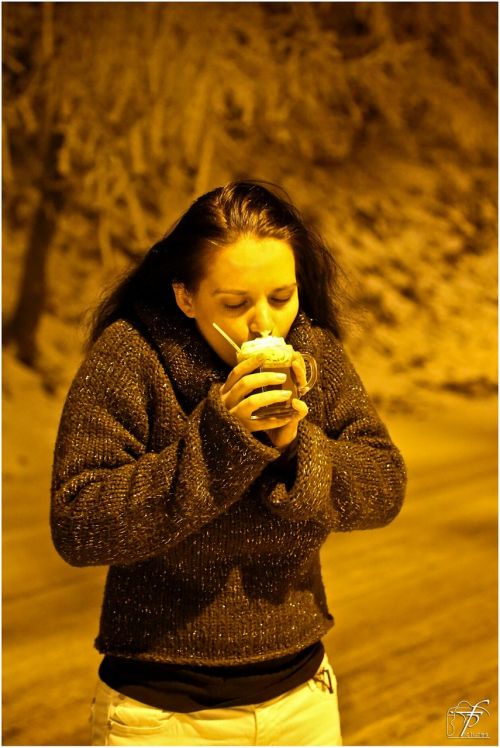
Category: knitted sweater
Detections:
[{"x1": 50, "y1": 306, "x2": 407, "y2": 666}]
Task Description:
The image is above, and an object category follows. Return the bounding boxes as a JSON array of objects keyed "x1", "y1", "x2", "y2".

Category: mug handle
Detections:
[{"x1": 297, "y1": 353, "x2": 318, "y2": 397}]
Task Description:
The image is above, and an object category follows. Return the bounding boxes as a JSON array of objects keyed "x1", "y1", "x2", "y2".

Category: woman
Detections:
[{"x1": 51, "y1": 181, "x2": 406, "y2": 746}]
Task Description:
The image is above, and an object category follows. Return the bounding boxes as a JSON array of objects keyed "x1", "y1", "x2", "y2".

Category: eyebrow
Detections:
[{"x1": 213, "y1": 283, "x2": 297, "y2": 296}]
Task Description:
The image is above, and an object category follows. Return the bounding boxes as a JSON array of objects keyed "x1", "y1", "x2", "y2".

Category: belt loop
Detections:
[{"x1": 313, "y1": 667, "x2": 334, "y2": 694}]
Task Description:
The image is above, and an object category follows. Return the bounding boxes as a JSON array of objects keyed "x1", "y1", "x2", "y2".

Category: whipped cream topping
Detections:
[{"x1": 238, "y1": 336, "x2": 293, "y2": 365}]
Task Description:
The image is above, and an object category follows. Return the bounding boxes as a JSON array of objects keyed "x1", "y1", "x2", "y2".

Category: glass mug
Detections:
[{"x1": 237, "y1": 337, "x2": 318, "y2": 420}]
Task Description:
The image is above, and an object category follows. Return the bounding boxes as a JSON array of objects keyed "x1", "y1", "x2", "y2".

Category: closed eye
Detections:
[
  {"x1": 223, "y1": 295, "x2": 293, "y2": 311},
  {"x1": 223, "y1": 301, "x2": 247, "y2": 310}
]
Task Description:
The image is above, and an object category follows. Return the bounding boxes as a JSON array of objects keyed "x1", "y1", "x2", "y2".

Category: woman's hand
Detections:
[
  {"x1": 264, "y1": 398, "x2": 308, "y2": 450},
  {"x1": 264, "y1": 352, "x2": 309, "y2": 450},
  {"x1": 220, "y1": 352, "x2": 309, "y2": 450},
  {"x1": 220, "y1": 354, "x2": 293, "y2": 434}
]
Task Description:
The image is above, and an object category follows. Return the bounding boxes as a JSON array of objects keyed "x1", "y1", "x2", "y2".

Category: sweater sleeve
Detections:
[
  {"x1": 261, "y1": 330, "x2": 407, "y2": 531},
  {"x1": 50, "y1": 324, "x2": 279, "y2": 567}
]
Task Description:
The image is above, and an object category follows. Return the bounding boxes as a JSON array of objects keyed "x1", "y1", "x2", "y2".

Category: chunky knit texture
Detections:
[{"x1": 51, "y1": 305, "x2": 407, "y2": 666}]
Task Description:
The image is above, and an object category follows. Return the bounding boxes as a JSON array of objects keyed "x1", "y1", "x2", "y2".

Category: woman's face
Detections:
[{"x1": 172, "y1": 236, "x2": 299, "y2": 366}]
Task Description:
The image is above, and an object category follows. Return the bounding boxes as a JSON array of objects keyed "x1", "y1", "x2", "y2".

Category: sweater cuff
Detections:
[
  {"x1": 262, "y1": 420, "x2": 333, "y2": 521},
  {"x1": 200, "y1": 384, "x2": 280, "y2": 498}
]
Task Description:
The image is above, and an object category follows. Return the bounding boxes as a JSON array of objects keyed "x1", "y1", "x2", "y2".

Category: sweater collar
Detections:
[{"x1": 132, "y1": 302, "x2": 318, "y2": 413}]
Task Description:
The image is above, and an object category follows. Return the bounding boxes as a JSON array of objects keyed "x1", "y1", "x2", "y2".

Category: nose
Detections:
[{"x1": 249, "y1": 300, "x2": 274, "y2": 338}]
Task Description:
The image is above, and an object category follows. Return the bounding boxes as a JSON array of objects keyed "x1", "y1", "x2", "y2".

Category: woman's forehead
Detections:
[{"x1": 205, "y1": 237, "x2": 296, "y2": 283}]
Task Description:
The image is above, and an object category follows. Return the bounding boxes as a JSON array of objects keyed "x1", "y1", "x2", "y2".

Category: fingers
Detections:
[
  {"x1": 223, "y1": 371, "x2": 288, "y2": 410},
  {"x1": 250, "y1": 415, "x2": 296, "y2": 432},
  {"x1": 221, "y1": 354, "x2": 311, "y2": 438},
  {"x1": 228, "y1": 389, "x2": 294, "y2": 432},
  {"x1": 265, "y1": 399, "x2": 309, "y2": 447},
  {"x1": 290, "y1": 398, "x2": 309, "y2": 419},
  {"x1": 220, "y1": 354, "x2": 263, "y2": 395},
  {"x1": 262, "y1": 398, "x2": 308, "y2": 426},
  {"x1": 231, "y1": 388, "x2": 293, "y2": 419}
]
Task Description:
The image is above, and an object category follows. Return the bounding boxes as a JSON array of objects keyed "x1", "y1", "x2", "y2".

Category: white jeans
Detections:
[{"x1": 90, "y1": 653, "x2": 342, "y2": 746}]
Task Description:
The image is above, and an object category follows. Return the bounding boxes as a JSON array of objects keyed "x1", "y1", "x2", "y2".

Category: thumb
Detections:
[{"x1": 291, "y1": 398, "x2": 308, "y2": 419}]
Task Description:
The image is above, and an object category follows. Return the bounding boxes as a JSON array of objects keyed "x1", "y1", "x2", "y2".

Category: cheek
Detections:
[
  {"x1": 282, "y1": 297, "x2": 299, "y2": 325},
  {"x1": 222, "y1": 320, "x2": 249, "y2": 347},
  {"x1": 204, "y1": 313, "x2": 247, "y2": 352}
]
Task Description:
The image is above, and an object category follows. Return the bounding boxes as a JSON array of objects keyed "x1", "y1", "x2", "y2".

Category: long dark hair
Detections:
[{"x1": 88, "y1": 180, "x2": 346, "y2": 346}]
